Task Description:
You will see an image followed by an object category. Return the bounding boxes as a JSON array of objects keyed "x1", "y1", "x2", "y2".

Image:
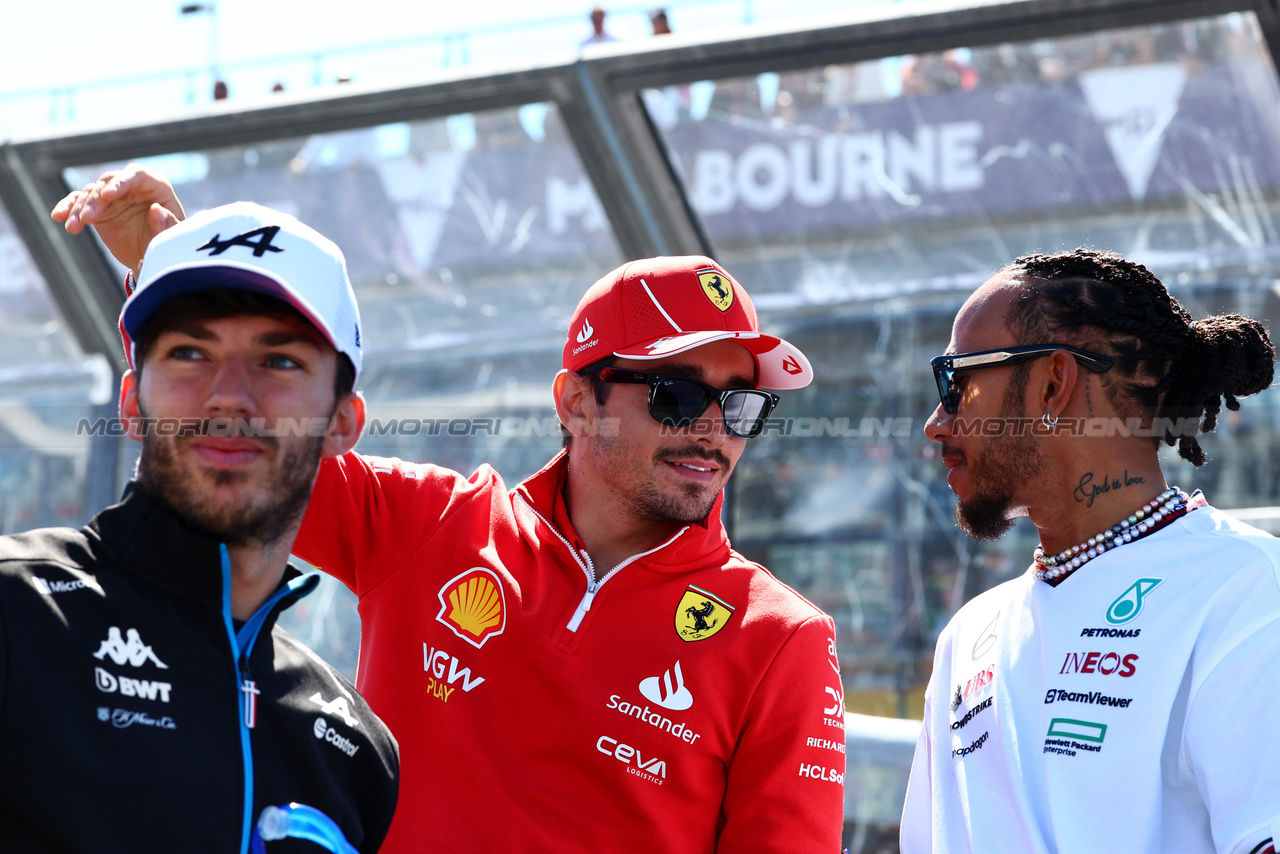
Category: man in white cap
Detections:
[
  {"x1": 23, "y1": 192, "x2": 398, "y2": 852},
  {"x1": 56, "y1": 166, "x2": 844, "y2": 854}
]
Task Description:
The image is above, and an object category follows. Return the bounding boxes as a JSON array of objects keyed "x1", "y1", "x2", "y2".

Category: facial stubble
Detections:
[
  {"x1": 136, "y1": 403, "x2": 327, "y2": 548},
  {"x1": 954, "y1": 368, "x2": 1044, "y2": 540}
]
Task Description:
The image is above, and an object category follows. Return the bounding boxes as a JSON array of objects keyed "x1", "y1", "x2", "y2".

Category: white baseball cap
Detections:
[{"x1": 120, "y1": 202, "x2": 363, "y2": 380}]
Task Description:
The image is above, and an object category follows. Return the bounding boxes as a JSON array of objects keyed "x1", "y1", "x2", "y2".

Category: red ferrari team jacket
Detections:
[{"x1": 293, "y1": 450, "x2": 846, "y2": 853}]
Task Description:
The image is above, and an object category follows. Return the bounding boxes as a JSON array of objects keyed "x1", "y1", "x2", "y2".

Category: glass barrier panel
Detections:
[
  {"x1": 0, "y1": 199, "x2": 116, "y2": 532},
  {"x1": 647, "y1": 16, "x2": 1280, "y2": 844},
  {"x1": 69, "y1": 103, "x2": 625, "y2": 682}
]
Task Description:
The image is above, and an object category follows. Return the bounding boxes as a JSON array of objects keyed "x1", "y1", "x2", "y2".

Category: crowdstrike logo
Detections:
[
  {"x1": 639, "y1": 661, "x2": 693, "y2": 711},
  {"x1": 950, "y1": 696, "x2": 993, "y2": 731},
  {"x1": 93, "y1": 627, "x2": 168, "y2": 669}
]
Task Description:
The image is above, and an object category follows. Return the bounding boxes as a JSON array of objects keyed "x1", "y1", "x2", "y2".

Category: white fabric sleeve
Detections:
[
  {"x1": 900, "y1": 687, "x2": 934, "y2": 854},
  {"x1": 1183, "y1": 613, "x2": 1280, "y2": 854}
]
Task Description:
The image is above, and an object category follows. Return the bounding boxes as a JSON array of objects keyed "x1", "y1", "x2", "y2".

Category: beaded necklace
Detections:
[{"x1": 1033, "y1": 487, "x2": 1190, "y2": 584}]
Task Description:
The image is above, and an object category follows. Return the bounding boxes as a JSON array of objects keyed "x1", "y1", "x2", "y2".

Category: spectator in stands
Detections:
[
  {"x1": 580, "y1": 5, "x2": 617, "y2": 47},
  {"x1": 213, "y1": 80, "x2": 228, "y2": 101},
  {"x1": 651, "y1": 8, "x2": 672, "y2": 36}
]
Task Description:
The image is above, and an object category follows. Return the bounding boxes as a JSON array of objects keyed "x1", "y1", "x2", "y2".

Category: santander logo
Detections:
[
  {"x1": 638, "y1": 661, "x2": 693, "y2": 711},
  {"x1": 576, "y1": 319, "x2": 595, "y2": 343}
]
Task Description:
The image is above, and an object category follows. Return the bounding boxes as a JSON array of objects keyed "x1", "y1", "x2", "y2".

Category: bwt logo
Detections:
[
  {"x1": 95, "y1": 666, "x2": 172, "y2": 703},
  {"x1": 1059, "y1": 652, "x2": 1138, "y2": 677}
]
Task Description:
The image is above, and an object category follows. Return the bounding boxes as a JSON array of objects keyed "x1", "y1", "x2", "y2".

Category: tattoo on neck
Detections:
[
  {"x1": 1084, "y1": 376, "x2": 1094, "y2": 418},
  {"x1": 1073, "y1": 470, "x2": 1145, "y2": 508}
]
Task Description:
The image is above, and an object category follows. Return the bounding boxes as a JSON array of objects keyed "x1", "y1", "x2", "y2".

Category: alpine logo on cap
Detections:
[
  {"x1": 197, "y1": 225, "x2": 284, "y2": 258},
  {"x1": 782, "y1": 355, "x2": 804, "y2": 375},
  {"x1": 697, "y1": 270, "x2": 734, "y2": 312}
]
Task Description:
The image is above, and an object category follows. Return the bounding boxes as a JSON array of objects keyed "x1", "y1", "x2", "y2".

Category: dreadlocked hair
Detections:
[{"x1": 1002, "y1": 248, "x2": 1274, "y2": 466}]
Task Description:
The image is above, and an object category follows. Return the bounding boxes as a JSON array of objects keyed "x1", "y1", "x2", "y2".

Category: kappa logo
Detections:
[
  {"x1": 1106, "y1": 578, "x2": 1162, "y2": 625},
  {"x1": 94, "y1": 627, "x2": 168, "y2": 669},
  {"x1": 971, "y1": 611, "x2": 998, "y2": 660},
  {"x1": 309, "y1": 692, "x2": 359, "y2": 727},
  {"x1": 674, "y1": 584, "x2": 735, "y2": 642},
  {"x1": 576, "y1": 318, "x2": 595, "y2": 344},
  {"x1": 436, "y1": 568, "x2": 507, "y2": 648},
  {"x1": 697, "y1": 270, "x2": 734, "y2": 311},
  {"x1": 196, "y1": 225, "x2": 284, "y2": 257},
  {"x1": 639, "y1": 661, "x2": 694, "y2": 711}
]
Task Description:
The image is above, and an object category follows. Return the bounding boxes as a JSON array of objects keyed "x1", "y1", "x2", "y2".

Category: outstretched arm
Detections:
[{"x1": 51, "y1": 165, "x2": 185, "y2": 279}]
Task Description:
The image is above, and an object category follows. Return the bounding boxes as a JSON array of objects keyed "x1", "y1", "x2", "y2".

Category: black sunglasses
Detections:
[
  {"x1": 597, "y1": 367, "x2": 780, "y2": 439},
  {"x1": 930, "y1": 345, "x2": 1115, "y2": 414}
]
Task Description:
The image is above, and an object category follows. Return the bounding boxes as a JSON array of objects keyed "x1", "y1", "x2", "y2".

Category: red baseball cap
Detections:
[{"x1": 563, "y1": 256, "x2": 813, "y2": 389}]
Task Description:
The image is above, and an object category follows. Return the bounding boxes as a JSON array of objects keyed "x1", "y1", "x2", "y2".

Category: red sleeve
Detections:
[
  {"x1": 292, "y1": 452, "x2": 489, "y2": 596},
  {"x1": 717, "y1": 615, "x2": 846, "y2": 853}
]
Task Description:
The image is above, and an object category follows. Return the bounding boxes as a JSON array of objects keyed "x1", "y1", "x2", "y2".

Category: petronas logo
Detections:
[{"x1": 1105, "y1": 578, "x2": 1163, "y2": 625}]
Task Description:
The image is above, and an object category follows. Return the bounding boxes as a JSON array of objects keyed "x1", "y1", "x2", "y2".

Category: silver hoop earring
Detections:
[{"x1": 1042, "y1": 413, "x2": 1059, "y2": 430}]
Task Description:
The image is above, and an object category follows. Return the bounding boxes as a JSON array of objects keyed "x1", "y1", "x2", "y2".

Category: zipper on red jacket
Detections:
[{"x1": 516, "y1": 494, "x2": 689, "y2": 632}]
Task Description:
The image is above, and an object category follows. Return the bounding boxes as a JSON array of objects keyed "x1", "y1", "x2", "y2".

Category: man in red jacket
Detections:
[{"x1": 56, "y1": 165, "x2": 846, "y2": 853}]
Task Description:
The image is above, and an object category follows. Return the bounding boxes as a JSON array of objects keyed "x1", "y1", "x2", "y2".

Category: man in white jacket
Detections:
[{"x1": 902, "y1": 248, "x2": 1280, "y2": 854}]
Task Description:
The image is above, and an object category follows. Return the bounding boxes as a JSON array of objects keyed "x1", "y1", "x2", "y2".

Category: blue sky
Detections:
[{"x1": 2, "y1": 0, "x2": 924, "y2": 139}]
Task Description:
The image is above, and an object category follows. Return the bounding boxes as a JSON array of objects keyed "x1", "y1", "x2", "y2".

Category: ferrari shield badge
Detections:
[
  {"x1": 697, "y1": 270, "x2": 734, "y2": 312},
  {"x1": 675, "y1": 584, "x2": 735, "y2": 642}
]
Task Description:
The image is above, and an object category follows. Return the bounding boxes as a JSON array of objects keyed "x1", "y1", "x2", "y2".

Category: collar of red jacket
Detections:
[{"x1": 515, "y1": 451, "x2": 732, "y2": 569}]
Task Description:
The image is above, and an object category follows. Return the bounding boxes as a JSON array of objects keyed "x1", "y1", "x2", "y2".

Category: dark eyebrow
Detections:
[
  {"x1": 256, "y1": 330, "x2": 326, "y2": 349},
  {"x1": 158, "y1": 324, "x2": 325, "y2": 350}
]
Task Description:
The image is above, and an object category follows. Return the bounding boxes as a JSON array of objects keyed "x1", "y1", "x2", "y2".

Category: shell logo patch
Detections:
[
  {"x1": 675, "y1": 585, "x2": 735, "y2": 642},
  {"x1": 697, "y1": 270, "x2": 734, "y2": 312},
  {"x1": 436, "y1": 568, "x2": 507, "y2": 649}
]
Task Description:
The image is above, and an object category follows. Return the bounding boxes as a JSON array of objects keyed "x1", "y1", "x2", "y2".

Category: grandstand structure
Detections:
[{"x1": 3, "y1": 0, "x2": 1280, "y2": 846}]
